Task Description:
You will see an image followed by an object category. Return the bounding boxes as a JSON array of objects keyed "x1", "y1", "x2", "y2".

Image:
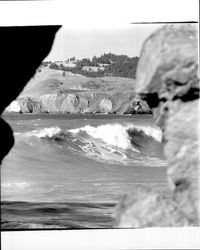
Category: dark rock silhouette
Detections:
[{"x1": 0, "y1": 26, "x2": 60, "y2": 163}]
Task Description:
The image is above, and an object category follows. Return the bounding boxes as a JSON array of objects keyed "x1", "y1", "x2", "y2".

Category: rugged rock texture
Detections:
[
  {"x1": 99, "y1": 98, "x2": 113, "y2": 113},
  {"x1": 5, "y1": 92, "x2": 152, "y2": 115},
  {"x1": 18, "y1": 97, "x2": 43, "y2": 113},
  {"x1": 122, "y1": 99, "x2": 151, "y2": 114},
  {"x1": 115, "y1": 24, "x2": 199, "y2": 227},
  {"x1": 165, "y1": 100, "x2": 199, "y2": 220},
  {"x1": 0, "y1": 26, "x2": 60, "y2": 163},
  {"x1": 136, "y1": 24, "x2": 199, "y2": 128},
  {"x1": 114, "y1": 186, "x2": 196, "y2": 227}
]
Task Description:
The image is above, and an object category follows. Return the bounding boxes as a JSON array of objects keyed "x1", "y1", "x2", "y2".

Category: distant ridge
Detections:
[{"x1": 41, "y1": 53, "x2": 139, "y2": 79}]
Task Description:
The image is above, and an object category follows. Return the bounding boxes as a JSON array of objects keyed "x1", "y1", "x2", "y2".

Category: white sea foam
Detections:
[
  {"x1": 68, "y1": 123, "x2": 163, "y2": 150},
  {"x1": 13, "y1": 123, "x2": 164, "y2": 166},
  {"x1": 15, "y1": 127, "x2": 62, "y2": 138},
  {"x1": 131, "y1": 124, "x2": 163, "y2": 142},
  {"x1": 15, "y1": 123, "x2": 162, "y2": 146},
  {"x1": 69, "y1": 124, "x2": 132, "y2": 149},
  {"x1": 1, "y1": 182, "x2": 30, "y2": 189}
]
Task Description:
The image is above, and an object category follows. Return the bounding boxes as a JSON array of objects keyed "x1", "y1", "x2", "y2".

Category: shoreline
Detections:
[{"x1": 2, "y1": 112, "x2": 153, "y2": 120}]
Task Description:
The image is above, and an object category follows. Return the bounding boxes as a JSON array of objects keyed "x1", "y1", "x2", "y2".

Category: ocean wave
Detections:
[
  {"x1": 14, "y1": 123, "x2": 165, "y2": 167},
  {"x1": 15, "y1": 127, "x2": 62, "y2": 138},
  {"x1": 15, "y1": 123, "x2": 162, "y2": 143},
  {"x1": 69, "y1": 124, "x2": 134, "y2": 150},
  {"x1": 68, "y1": 123, "x2": 163, "y2": 147}
]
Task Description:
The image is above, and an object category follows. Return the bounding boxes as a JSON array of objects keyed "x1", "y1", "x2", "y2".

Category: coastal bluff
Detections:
[
  {"x1": 115, "y1": 24, "x2": 199, "y2": 227},
  {"x1": 4, "y1": 69, "x2": 152, "y2": 115}
]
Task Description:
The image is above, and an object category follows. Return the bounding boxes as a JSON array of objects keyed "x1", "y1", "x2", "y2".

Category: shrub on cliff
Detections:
[{"x1": 49, "y1": 62, "x2": 59, "y2": 70}]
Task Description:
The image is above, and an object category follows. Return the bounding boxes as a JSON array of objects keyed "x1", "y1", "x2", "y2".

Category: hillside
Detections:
[
  {"x1": 20, "y1": 68, "x2": 135, "y2": 99},
  {"x1": 45, "y1": 53, "x2": 139, "y2": 79},
  {"x1": 5, "y1": 58, "x2": 151, "y2": 115}
]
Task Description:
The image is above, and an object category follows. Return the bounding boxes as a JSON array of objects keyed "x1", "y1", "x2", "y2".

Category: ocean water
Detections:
[{"x1": 1, "y1": 114, "x2": 168, "y2": 229}]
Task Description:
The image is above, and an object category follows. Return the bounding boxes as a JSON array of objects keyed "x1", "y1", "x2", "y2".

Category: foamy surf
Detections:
[
  {"x1": 15, "y1": 127, "x2": 62, "y2": 138},
  {"x1": 69, "y1": 123, "x2": 163, "y2": 146},
  {"x1": 14, "y1": 123, "x2": 165, "y2": 167},
  {"x1": 1, "y1": 182, "x2": 30, "y2": 189},
  {"x1": 69, "y1": 124, "x2": 134, "y2": 150},
  {"x1": 15, "y1": 123, "x2": 162, "y2": 143}
]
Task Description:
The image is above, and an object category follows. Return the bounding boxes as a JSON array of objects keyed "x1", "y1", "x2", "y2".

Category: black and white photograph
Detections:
[{"x1": 0, "y1": 0, "x2": 199, "y2": 249}]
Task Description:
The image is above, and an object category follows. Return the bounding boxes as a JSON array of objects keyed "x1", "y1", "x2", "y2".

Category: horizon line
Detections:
[{"x1": 130, "y1": 21, "x2": 198, "y2": 24}]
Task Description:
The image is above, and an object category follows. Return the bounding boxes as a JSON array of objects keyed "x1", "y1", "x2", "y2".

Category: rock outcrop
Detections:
[
  {"x1": 4, "y1": 92, "x2": 152, "y2": 115},
  {"x1": 0, "y1": 26, "x2": 60, "y2": 163},
  {"x1": 99, "y1": 98, "x2": 113, "y2": 113},
  {"x1": 3, "y1": 63, "x2": 152, "y2": 115},
  {"x1": 115, "y1": 24, "x2": 199, "y2": 227},
  {"x1": 114, "y1": 186, "x2": 196, "y2": 227},
  {"x1": 4, "y1": 101, "x2": 21, "y2": 113},
  {"x1": 18, "y1": 97, "x2": 43, "y2": 113}
]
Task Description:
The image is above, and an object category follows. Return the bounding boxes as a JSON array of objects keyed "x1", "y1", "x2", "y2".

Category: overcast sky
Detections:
[{"x1": 45, "y1": 24, "x2": 163, "y2": 61}]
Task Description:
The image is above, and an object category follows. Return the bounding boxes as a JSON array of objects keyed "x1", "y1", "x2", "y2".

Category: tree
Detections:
[
  {"x1": 92, "y1": 56, "x2": 98, "y2": 66},
  {"x1": 49, "y1": 62, "x2": 59, "y2": 70}
]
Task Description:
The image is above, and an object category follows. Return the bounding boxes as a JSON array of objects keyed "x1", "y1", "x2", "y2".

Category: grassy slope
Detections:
[{"x1": 20, "y1": 67, "x2": 136, "y2": 99}]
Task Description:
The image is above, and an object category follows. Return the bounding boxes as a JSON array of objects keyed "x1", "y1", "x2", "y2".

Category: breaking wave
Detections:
[
  {"x1": 69, "y1": 123, "x2": 162, "y2": 145},
  {"x1": 14, "y1": 123, "x2": 166, "y2": 167},
  {"x1": 15, "y1": 127, "x2": 62, "y2": 138}
]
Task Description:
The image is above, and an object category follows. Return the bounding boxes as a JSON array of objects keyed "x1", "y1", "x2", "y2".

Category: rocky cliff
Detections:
[
  {"x1": 4, "y1": 69, "x2": 152, "y2": 115},
  {"x1": 6, "y1": 92, "x2": 151, "y2": 115},
  {"x1": 114, "y1": 24, "x2": 199, "y2": 227}
]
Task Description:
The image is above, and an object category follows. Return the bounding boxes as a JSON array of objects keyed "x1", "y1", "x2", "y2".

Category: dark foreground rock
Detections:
[
  {"x1": 115, "y1": 24, "x2": 199, "y2": 227},
  {"x1": 0, "y1": 26, "x2": 60, "y2": 163}
]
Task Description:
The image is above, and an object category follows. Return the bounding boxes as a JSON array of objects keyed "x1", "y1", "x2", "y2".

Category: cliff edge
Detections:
[{"x1": 4, "y1": 69, "x2": 152, "y2": 115}]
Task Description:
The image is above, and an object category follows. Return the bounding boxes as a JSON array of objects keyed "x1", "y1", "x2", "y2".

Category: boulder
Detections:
[
  {"x1": 165, "y1": 100, "x2": 199, "y2": 219},
  {"x1": 99, "y1": 98, "x2": 113, "y2": 113},
  {"x1": 114, "y1": 186, "x2": 196, "y2": 227},
  {"x1": 4, "y1": 101, "x2": 21, "y2": 113},
  {"x1": 122, "y1": 99, "x2": 152, "y2": 114},
  {"x1": 115, "y1": 24, "x2": 199, "y2": 227},
  {"x1": 136, "y1": 24, "x2": 198, "y2": 96},
  {"x1": 18, "y1": 97, "x2": 42, "y2": 113}
]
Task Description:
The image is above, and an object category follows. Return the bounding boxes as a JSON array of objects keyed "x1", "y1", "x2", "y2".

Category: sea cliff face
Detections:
[
  {"x1": 115, "y1": 24, "x2": 199, "y2": 227},
  {"x1": 5, "y1": 90, "x2": 152, "y2": 115},
  {"x1": 3, "y1": 64, "x2": 152, "y2": 115}
]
